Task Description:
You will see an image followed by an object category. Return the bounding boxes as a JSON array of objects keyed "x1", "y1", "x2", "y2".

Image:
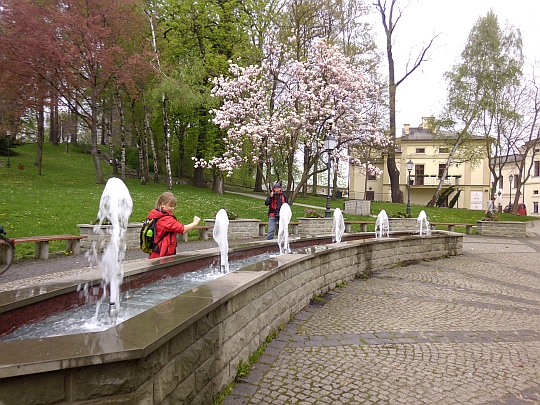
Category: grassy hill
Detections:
[{"x1": 1, "y1": 142, "x2": 535, "y2": 258}]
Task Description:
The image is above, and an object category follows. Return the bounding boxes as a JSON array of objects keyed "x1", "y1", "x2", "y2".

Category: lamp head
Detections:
[
  {"x1": 324, "y1": 134, "x2": 337, "y2": 151},
  {"x1": 406, "y1": 159, "x2": 414, "y2": 172}
]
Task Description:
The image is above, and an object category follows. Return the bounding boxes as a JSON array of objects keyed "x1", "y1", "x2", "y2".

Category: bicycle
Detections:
[{"x1": 0, "y1": 226, "x2": 15, "y2": 275}]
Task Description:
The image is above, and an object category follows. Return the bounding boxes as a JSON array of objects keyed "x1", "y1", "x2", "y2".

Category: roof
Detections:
[{"x1": 399, "y1": 126, "x2": 483, "y2": 141}]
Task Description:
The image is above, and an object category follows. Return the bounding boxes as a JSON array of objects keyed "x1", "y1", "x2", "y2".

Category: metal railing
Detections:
[{"x1": 411, "y1": 176, "x2": 460, "y2": 186}]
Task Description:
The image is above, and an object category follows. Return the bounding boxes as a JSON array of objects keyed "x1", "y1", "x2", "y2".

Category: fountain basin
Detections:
[{"x1": 0, "y1": 232, "x2": 462, "y2": 405}]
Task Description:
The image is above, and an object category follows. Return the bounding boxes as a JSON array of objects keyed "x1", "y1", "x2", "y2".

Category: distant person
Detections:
[
  {"x1": 146, "y1": 192, "x2": 200, "y2": 258},
  {"x1": 265, "y1": 182, "x2": 288, "y2": 240},
  {"x1": 485, "y1": 195, "x2": 496, "y2": 218}
]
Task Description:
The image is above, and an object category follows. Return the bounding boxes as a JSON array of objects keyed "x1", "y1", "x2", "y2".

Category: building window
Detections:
[
  {"x1": 416, "y1": 148, "x2": 425, "y2": 154},
  {"x1": 367, "y1": 172, "x2": 376, "y2": 180},
  {"x1": 439, "y1": 147, "x2": 449, "y2": 153},
  {"x1": 415, "y1": 164, "x2": 425, "y2": 186},
  {"x1": 534, "y1": 202, "x2": 539, "y2": 214},
  {"x1": 499, "y1": 178, "x2": 503, "y2": 189},
  {"x1": 534, "y1": 190, "x2": 539, "y2": 195},
  {"x1": 438, "y1": 164, "x2": 447, "y2": 178},
  {"x1": 534, "y1": 161, "x2": 540, "y2": 177}
]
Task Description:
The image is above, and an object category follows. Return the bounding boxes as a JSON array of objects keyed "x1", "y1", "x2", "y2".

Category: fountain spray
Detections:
[
  {"x1": 213, "y1": 209, "x2": 229, "y2": 273},
  {"x1": 278, "y1": 203, "x2": 292, "y2": 254},
  {"x1": 93, "y1": 178, "x2": 133, "y2": 318}
]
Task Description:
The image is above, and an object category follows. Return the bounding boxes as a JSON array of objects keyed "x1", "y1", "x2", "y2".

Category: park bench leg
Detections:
[
  {"x1": 360, "y1": 224, "x2": 368, "y2": 232},
  {"x1": 35, "y1": 241, "x2": 50, "y2": 259},
  {"x1": 180, "y1": 232, "x2": 189, "y2": 243},
  {"x1": 448, "y1": 225, "x2": 455, "y2": 232},
  {"x1": 259, "y1": 224, "x2": 266, "y2": 237},
  {"x1": 66, "y1": 239, "x2": 81, "y2": 255},
  {"x1": 465, "y1": 225, "x2": 473, "y2": 235},
  {"x1": 345, "y1": 224, "x2": 351, "y2": 233},
  {"x1": 198, "y1": 229, "x2": 209, "y2": 241},
  {"x1": 291, "y1": 224, "x2": 299, "y2": 235}
]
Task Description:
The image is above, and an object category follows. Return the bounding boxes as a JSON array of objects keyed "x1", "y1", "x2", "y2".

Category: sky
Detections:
[{"x1": 365, "y1": 0, "x2": 540, "y2": 135}]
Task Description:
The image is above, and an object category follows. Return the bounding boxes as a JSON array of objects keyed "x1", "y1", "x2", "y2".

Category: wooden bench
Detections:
[
  {"x1": 11, "y1": 235, "x2": 87, "y2": 259},
  {"x1": 179, "y1": 226, "x2": 213, "y2": 242},
  {"x1": 429, "y1": 222, "x2": 475, "y2": 235},
  {"x1": 344, "y1": 221, "x2": 376, "y2": 233},
  {"x1": 259, "y1": 222, "x2": 300, "y2": 236}
]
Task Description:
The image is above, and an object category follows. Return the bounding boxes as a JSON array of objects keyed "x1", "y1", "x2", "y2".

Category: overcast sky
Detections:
[{"x1": 365, "y1": 0, "x2": 540, "y2": 135}]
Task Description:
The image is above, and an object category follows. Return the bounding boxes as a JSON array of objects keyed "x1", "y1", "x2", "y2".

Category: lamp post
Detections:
[
  {"x1": 509, "y1": 174, "x2": 514, "y2": 208},
  {"x1": 406, "y1": 159, "x2": 414, "y2": 215},
  {"x1": 324, "y1": 131, "x2": 337, "y2": 218},
  {"x1": 267, "y1": 156, "x2": 273, "y2": 191}
]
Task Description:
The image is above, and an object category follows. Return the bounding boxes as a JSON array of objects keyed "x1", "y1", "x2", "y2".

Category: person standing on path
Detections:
[
  {"x1": 485, "y1": 195, "x2": 496, "y2": 218},
  {"x1": 265, "y1": 182, "x2": 288, "y2": 240}
]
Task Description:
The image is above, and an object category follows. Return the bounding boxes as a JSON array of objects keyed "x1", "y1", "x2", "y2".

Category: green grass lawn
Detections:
[{"x1": 1, "y1": 142, "x2": 536, "y2": 258}]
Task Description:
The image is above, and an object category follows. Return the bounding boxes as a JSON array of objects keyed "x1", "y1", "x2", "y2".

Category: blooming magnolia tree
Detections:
[{"x1": 196, "y1": 37, "x2": 386, "y2": 202}]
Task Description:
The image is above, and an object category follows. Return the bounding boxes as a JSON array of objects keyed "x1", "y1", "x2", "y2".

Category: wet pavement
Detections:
[
  {"x1": 223, "y1": 222, "x2": 540, "y2": 405},
  {"x1": 2, "y1": 223, "x2": 540, "y2": 404}
]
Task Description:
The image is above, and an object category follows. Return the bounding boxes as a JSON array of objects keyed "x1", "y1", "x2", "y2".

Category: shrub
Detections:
[{"x1": 305, "y1": 209, "x2": 323, "y2": 218}]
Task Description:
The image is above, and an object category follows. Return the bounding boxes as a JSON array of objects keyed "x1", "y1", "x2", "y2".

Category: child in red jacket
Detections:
[{"x1": 146, "y1": 192, "x2": 201, "y2": 258}]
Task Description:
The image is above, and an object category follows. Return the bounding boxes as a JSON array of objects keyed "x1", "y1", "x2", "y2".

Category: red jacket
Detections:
[{"x1": 146, "y1": 209, "x2": 185, "y2": 259}]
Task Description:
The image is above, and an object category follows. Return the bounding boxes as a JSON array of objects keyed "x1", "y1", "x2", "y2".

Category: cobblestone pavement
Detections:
[{"x1": 224, "y1": 224, "x2": 540, "y2": 405}]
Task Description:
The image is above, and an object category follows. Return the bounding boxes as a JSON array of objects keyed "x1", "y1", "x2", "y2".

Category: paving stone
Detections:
[{"x1": 227, "y1": 232, "x2": 540, "y2": 404}]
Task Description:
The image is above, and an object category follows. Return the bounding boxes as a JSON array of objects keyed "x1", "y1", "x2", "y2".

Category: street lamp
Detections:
[
  {"x1": 267, "y1": 156, "x2": 273, "y2": 191},
  {"x1": 509, "y1": 174, "x2": 514, "y2": 208},
  {"x1": 406, "y1": 159, "x2": 414, "y2": 215},
  {"x1": 324, "y1": 131, "x2": 337, "y2": 218}
]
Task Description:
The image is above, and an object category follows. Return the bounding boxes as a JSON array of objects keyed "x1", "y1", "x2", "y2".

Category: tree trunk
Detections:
[
  {"x1": 144, "y1": 110, "x2": 159, "y2": 183},
  {"x1": 90, "y1": 90, "x2": 104, "y2": 184},
  {"x1": 387, "y1": 81, "x2": 401, "y2": 202},
  {"x1": 313, "y1": 160, "x2": 318, "y2": 196},
  {"x1": 427, "y1": 142, "x2": 461, "y2": 207},
  {"x1": 212, "y1": 173, "x2": 224, "y2": 194},
  {"x1": 115, "y1": 85, "x2": 126, "y2": 180},
  {"x1": 254, "y1": 161, "x2": 263, "y2": 192},
  {"x1": 161, "y1": 93, "x2": 172, "y2": 190},
  {"x1": 35, "y1": 105, "x2": 44, "y2": 175},
  {"x1": 194, "y1": 107, "x2": 207, "y2": 188}
]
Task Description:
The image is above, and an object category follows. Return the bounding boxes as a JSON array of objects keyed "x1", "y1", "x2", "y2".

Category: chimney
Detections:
[
  {"x1": 404, "y1": 124, "x2": 410, "y2": 136},
  {"x1": 422, "y1": 117, "x2": 434, "y2": 129}
]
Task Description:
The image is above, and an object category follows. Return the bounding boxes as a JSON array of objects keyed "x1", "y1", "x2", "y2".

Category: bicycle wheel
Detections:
[{"x1": 0, "y1": 236, "x2": 15, "y2": 275}]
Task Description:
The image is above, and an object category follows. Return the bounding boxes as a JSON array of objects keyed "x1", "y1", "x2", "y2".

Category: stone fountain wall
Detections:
[{"x1": 0, "y1": 233, "x2": 463, "y2": 405}]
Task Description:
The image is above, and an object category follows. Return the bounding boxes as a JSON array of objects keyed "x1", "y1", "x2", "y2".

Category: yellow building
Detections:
[{"x1": 349, "y1": 118, "x2": 491, "y2": 210}]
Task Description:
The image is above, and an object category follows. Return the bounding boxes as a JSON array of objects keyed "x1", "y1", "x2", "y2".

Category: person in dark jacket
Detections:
[
  {"x1": 146, "y1": 192, "x2": 200, "y2": 259},
  {"x1": 265, "y1": 182, "x2": 288, "y2": 240}
]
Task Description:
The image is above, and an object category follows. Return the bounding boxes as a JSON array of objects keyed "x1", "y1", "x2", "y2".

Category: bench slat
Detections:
[
  {"x1": 11, "y1": 235, "x2": 87, "y2": 259},
  {"x1": 12, "y1": 235, "x2": 87, "y2": 244}
]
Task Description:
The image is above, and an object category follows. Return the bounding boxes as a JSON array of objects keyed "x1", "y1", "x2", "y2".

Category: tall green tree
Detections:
[
  {"x1": 430, "y1": 10, "x2": 523, "y2": 206},
  {"x1": 157, "y1": 0, "x2": 255, "y2": 193}
]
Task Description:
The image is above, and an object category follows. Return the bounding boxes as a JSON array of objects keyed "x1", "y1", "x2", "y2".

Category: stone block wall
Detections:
[
  {"x1": 476, "y1": 221, "x2": 527, "y2": 237},
  {"x1": 343, "y1": 200, "x2": 371, "y2": 216},
  {"x1": 77, "y1": 222, "x2": 142, "y2": 252},
  {"x1": 388, "y1": 218, "x2": 418, "y2": 232},
  {"x1": 0, "y1": 233, "x2": 463, "y2": 405},
  {"x1": 298, "y1": 217, "x2": 334, "y2": 236},
  {"x1": 204, "y1": 219, "x2": 260, "y2": 239}
]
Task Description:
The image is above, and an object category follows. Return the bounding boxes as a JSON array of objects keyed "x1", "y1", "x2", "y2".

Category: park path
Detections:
[{"x1": 224, "y1": 222, "x2": 540, "y2": 404}]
